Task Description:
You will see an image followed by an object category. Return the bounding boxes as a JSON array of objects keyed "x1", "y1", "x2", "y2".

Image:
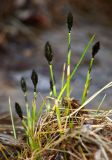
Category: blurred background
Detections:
[{"x1": 0, "y1": 0, "x2": 112, "y2": 113}]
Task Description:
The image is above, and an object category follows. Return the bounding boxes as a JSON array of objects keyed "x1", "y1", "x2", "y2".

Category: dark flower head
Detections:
[
  {"x1": 20, "y1": 77, "x2": 27, "y2": 93},
  {"x1": 92, "y1": 41, "x2": 100, "y2": 58},
  {"x1": 15, "y1": 102, "x2": 23, "y2": 120},
  {"x1": 67, "y1": 12, "x2": 73, "y2": 32},
  {"x1": 45, "y1": 41, "x2": 53, "y2": 64},
  {"x1": 31, "y1": 70, "x2": 38, "y2": 88}
]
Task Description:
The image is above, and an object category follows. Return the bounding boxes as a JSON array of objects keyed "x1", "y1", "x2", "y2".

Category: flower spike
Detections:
[
  {"x1": 45, "y1": 41, "x2": 53, "y2": 64},
  {"x1": 92, "y1": 41, "x2": 100, "y2": 58},
  {"x1": 67, "y1": 12, "x2": 73, "y2": 32}
]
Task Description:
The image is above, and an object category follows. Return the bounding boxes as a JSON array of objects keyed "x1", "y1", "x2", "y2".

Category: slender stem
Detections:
[
  {"x1": 32, "y1": 99, "x2": 36, "y2": 134},
  {"x1": 67, "y1": 32, "x2": 71, "y2": 97},
  {"x1": 61, "y1": 63, "x2": 66, "y2": 90},
  {"x1": 9, "y1": 97, "x2": 17, "y2": 139},
  {"x1": 49, "y1": 64, "x2": 57, "y2": 97},
  {"x1": 50, "y1": 90, "x2": 53, "y2": 97},
  {"x1": 32, "y1": 88, "x2": 37, "y2": 131},
  {"x1": 23, "y1": 92, "x2": 35, "y2": 148},
  {"x1": 82, "y1": 58, "x2": 94, "y2": 104},
  {"x1": 58, "y1": 34, "x2": 95, "y2": 100},
  {"x1": 34, "y1": 87, "x2": 37, "y2": 99},
  {"x1": 24, "y1": 92, "x2": 31, "y2": 129},
  {"x1": 96, "y1": 94, "x2": 106, "y2": 113}
]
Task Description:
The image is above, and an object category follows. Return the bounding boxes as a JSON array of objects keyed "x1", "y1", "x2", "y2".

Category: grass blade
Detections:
[{"x1": 9, "y1": 97, "x2": 17, "y2": 139}]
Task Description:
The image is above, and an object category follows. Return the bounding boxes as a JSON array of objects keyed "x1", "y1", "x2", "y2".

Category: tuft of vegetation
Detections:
[{"x1": 0, "y1": 12, "x2": 112, "y2": 160}]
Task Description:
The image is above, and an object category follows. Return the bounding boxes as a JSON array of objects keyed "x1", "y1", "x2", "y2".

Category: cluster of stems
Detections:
[
  {"x1": 15, "y1": 70, "x2": 39, "y2": 149},
  {"x1": 13, "y1": 12, "x2": 101, "y2": 153}
]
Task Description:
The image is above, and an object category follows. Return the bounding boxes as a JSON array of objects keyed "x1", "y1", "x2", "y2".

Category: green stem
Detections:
[
  {"x1": 61, "y1": 63, "x2": 66, "y2": 90},
  {"x1": 34, "y1": 87, "x2": 37, "y2": 99},
  {"x1": 49, "y1": 64, "x2": 57, "y2": 97},
  {"x1": 58, "y1": 34, "x2": 95, "y2": 100},
  {"x1": 67, "y1": 32, "x2": 71, "y2": 97},
  {"x1": 32, "y1": 99, "x2": 37, "y2": 133},
  {"x1": 24, "y1": 92, "x2": 31, "y2": 130},
  {"x1": 82, "y1": 58, "x2": 94, "y2": 104}
]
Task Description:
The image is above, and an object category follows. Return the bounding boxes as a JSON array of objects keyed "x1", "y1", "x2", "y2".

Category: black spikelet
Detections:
[
  {"x1": 45, "y1": 41, "x2": 53, "y2": 64},
  {"x1": 20, "y1": 77, "x2": 27, "y2": 93},
  {"x1": 92, "y1": 41, "x2": 100, "y2": 58},
  {"x1": 15, "y1": 102, "x2": 23, "y2": 120},
  {"x1": 67, "y1": 12, "x2": 73, "y2": 32},
  {"x1": 31, "y1": 70, "x2": 38, "y2": 88}
]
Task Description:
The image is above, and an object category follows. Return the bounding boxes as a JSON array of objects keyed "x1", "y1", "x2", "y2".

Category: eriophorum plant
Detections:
[
  {"x1": 6, "y1": 12, "x2": 112, "y2": 160},
  {"x1": 14, "y1": 11, "x2": 95, "y2": 153}
]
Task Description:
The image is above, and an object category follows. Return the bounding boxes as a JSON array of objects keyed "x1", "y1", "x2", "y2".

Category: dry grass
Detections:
[
  {"x1": 18, "y1": 101, "x2": 112, "y2": 160},
  {"x1": 0, "y1": 94, "x2": 112, "y2": 160}
]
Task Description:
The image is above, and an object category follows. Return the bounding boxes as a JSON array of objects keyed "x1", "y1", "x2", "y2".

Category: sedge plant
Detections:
[
  {"x1": 15, "y1": 71, "x2": 42, "y2": 151},
  {"x1": 6, "y1": 12, "x2": 108, "y2": 160},
  {"x1": 14, "y1": 12, "x2": 96, "y2": 141}
]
